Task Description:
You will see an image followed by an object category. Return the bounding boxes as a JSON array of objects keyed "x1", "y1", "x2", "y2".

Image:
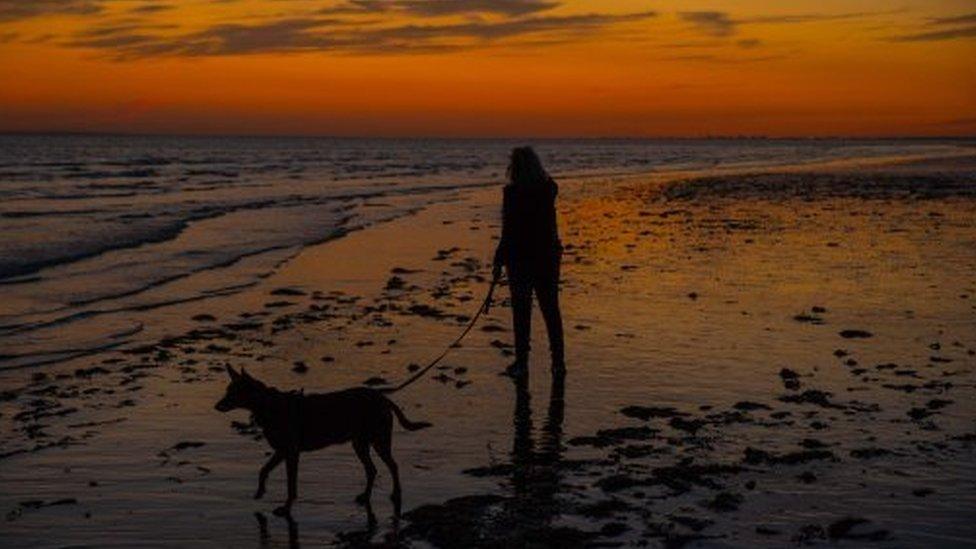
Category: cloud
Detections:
[
  {"x1": 0, "y1": 0, "x2": 104, "y2": 21},
  {"x1": 885, "y1": 11, "x2": 976, "y2": 42},
  {"x1": 928, "y1": 13, "x2": 976, "y2": 26},
  {"x1": 678, "y1": 12, "x2": 734, "y2": 37},
  {"x1": 27, "y1": 33, "x2": 57, "y2": 43},
  {"x1": 75, "y1": 20, "x2": 178, "y2": 38},
  {"x1": 663, "y1": 53, "x2": 718, "y2": 62},
  {"x1": 742, "y1": 12, "x2": 880, "y2": 25},
  {"x1": 367, "y1": 12, "x2": 656, "y2": 42},
  {"x1": 890, "y1": 25, "x2": 976, "y2": 42},
  {"x1": 130, "y1": 3, "x2": 173, "y2": 14},
  {"x1": 0, "y1": 0, "x2": 174, "y2": 22},
  {"x1": 67, "y1": 18, "x2": 328, "y2": 55},
  {"x1": 679, "y1": 10, "x2": 887, "y2": 38},
  {"x1": 661, "y1": 53, "x2": 786, "y2": 64},
  {"x1": 65, "y1": 11, "x2": 658, "y2": 58},
  {"x1": 321, "y1": 0, "x2": 560, "y2": 17}
]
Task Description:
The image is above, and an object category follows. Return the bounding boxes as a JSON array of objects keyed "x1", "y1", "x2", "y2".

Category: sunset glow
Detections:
[{"x1": 1, "y1": 0, "x2": 974, "y2": 137}]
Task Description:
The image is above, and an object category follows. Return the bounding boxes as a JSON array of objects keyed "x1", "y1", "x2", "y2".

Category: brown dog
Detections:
[{"x1": 214, "y1": 365, "x2": 430, "y2": 517}]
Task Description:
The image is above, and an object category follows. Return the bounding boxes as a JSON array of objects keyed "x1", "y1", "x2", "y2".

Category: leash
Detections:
[
  {"x1": 382, "y1": 272, "x2": 500, "y2": 394},
  {"x1": 245, "y1": 271, "x2": 501, "y2": 391}
]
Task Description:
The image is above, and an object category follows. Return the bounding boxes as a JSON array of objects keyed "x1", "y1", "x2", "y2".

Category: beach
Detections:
[{"x1": 2, "y1": 142, "x2": 975, "y2": 547}]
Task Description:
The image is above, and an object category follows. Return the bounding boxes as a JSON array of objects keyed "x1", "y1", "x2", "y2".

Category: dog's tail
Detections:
[{"x1": 388, "y1": 400, "x2": 432, "y2": 431}]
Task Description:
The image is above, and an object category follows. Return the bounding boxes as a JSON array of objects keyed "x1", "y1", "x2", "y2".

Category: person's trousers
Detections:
[{"x1": 506, "y1": 255, "x2": 564, "y2": 365}]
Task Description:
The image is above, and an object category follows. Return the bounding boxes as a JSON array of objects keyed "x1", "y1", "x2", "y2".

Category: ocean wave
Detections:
[
  {"x1": 64, "y1": 168, "x2": 159, "y2": 179},
  {"x1": 0, "y1": 216, "x2": 192, "y2": 280}
]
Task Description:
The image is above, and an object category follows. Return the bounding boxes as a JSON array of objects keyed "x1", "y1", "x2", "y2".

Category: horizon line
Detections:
[{"x1": 2, "y1": 130, "x2": 974, "y2": 141}]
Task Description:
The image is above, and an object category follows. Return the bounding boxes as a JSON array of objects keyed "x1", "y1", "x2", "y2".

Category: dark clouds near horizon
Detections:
[
  {"x1": 678, "y1": 12, "x2": 735, "y2": 38},
  {"x1": 320, "y1": 0, "x2": 560, "y2": 17},
  {"x1": 890, "y1": 12, "x2": 976, "y2": 42},
  {"x1": 64, "y1": 9, "x2": 658, "y2": 58},
  {"x1": 4, "y1": 1, "x2": 974, "y2": 61},
  {"x1": 0, "y1": 0, "x2": 173, "y2": 21},
  {"x1": 0, "y1": 0, "x2": 660, "y2": 59},
  {"x1": 0, "y1": 0, "x2": 104, "y2": 21},
  {"x1": 678, "y1": 9, "x2": 893, "y2": 39}
]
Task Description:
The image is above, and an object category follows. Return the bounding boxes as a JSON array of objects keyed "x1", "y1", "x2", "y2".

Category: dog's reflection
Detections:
[
  {"x1": 255, "y1": 510, "x2": 299, "y2": 549},
  {"x1": 254, "y1": 497, "x2": 385, "y2": 547}
]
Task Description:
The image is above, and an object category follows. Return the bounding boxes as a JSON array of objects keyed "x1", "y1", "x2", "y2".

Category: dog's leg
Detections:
[
  {"x1": 364, "y1": 498, "x2": 377, "y2": 530},
  {"x1": 373, "y1": 434, "x2": 402, "y2": 516},
  {"x1": 352, "y1": 438, "x2": 376, "y2": 505},
  {"x1": 255, "y1": 451, "x2": 284, "y2": 500},
  {"x1": 273, "y1": 452, "x2": 299, "y2": 517}
]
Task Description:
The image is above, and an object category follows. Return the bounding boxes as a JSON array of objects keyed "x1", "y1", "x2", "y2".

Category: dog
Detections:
[{"x1": 214, "y1": 365, "x2": 431, "y2": 517}]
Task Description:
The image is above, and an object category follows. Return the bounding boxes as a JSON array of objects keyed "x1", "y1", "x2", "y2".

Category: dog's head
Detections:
[{"x1": 215, "y1": 365, "x2": 264, "y2": 412}]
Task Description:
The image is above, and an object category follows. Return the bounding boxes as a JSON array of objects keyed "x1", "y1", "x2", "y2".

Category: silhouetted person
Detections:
[{"x1": 493, "y1": 146, "x2": 565, "y2": 378}]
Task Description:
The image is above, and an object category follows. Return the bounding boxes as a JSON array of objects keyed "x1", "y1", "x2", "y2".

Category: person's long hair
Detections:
[{"x1": 507, "y1": 146, "x2": 549, "y2": 187}]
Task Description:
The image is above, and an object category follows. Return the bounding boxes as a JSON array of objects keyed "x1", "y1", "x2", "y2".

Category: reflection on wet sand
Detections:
[
  {"x1": 509, "y1": 372, "x2": 566, "y2": 536},
  {"x1": 330, "y1": 373, "x2": 568, "y2": 548},
  {"x1": 385, "y1": 373, "x2": 589, "y2": 548},
  {"x1": 255, "y1": 511, "x2": 299, "y2": 549},
  {"x1": 255, "y1": 472, "x2": 389, "y2": 548}
]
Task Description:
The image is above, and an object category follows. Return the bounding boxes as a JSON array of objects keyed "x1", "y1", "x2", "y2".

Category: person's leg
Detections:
[
  {"x1": 507, "y1": 273, "x2": 533, "y2": 373},
  {"x1": 534, "y1": 261, "x2": 564, "y2": 373}
]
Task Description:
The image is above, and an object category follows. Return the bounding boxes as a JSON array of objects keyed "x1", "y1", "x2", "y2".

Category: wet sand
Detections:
[{"x1": 2, "y1": 154, "x2": 975, "y2": 547}]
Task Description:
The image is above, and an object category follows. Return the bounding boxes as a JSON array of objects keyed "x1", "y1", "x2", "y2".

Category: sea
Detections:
[{"x1": 0, "y1": 134, "x2": 970, "y2": 370}]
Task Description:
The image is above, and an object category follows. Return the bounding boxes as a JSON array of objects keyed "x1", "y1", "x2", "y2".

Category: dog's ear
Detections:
[
  {"x1": 240, "y1": 368, "x2": 265, "y2": 388},
  {"x1": 225, "y1": 364, "x2": 240, "y2": 380}
]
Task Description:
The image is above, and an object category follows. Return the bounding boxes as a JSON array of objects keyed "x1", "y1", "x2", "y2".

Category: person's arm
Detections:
[
  {"x1": 548, "y1": 178, "x2": 561, "y2": 249},
  {"x1": 492, "y1": 187, "x2": 511, "y2": 277}
]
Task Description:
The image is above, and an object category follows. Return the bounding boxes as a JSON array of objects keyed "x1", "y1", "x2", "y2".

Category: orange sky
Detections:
[{"x1": 1, "y1": 0, "x2": 974, "y2": 137}]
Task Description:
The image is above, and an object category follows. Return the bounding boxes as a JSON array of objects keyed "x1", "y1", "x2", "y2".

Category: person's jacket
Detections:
[{"x1": 493, "y1": 177, "x2": 561, "y2": 267}]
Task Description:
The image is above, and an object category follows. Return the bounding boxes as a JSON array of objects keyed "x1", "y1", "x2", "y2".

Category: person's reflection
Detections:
[
  {"x1": 511, "y1": 374, "x2": 533, "y2": 499},
  {"x1": 509, "y1": 371, "x2": 566, "y2": 527},
  {"x1": 541, "y1": 371, "x2": 565, "y2": 463}
]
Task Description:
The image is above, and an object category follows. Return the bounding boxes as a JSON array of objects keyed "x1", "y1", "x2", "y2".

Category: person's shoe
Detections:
[{"x1": 503, "y1": 359, "x2": 528, "y2": 378}]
